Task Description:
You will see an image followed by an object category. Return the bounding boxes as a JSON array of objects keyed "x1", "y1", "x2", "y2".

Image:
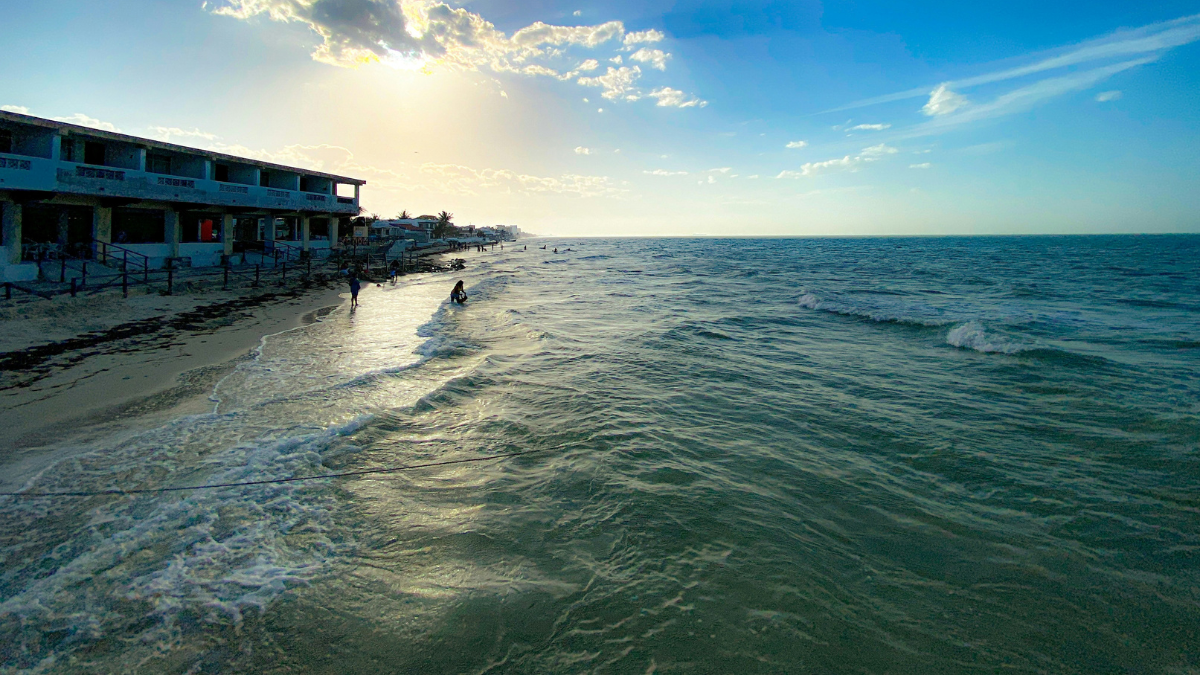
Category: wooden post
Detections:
[
  {"x1": 254, "y1": 264, "x2": 260, "y2": 286},
  {"x1": 223, "y1": 266, "x2": 229, "y2": 290},
  {"x1": 122, "y1": 270, "x2": 128, "y2": 298},
  {"x1": 167, "y1": 267, "x2": 173, "y2": 295},
  {"x1": 282, "y1": 261, "x2": 287, "y2": 285},
  {"x1": 70, "y1": 278, "x2": 77, "y2": 297},
  {"x1": 81, "y1": 262, "x2": 87, "y2": 289}
]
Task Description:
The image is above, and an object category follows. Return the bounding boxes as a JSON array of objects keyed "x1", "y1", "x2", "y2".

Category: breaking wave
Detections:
[{"x1": 945, "y1": 321, "x2": 1030, "y2": 354}]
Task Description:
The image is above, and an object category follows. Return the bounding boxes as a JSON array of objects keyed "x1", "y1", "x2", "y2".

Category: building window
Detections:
[
  {"x1": 147, "y1": 153, "x2": 171, "y2": 175},
  {"x1": 0, "y1": 130, "x2": 11, "y2": 154},
  {"x1": 214, "y1": 163, "x2": 229, "y2": 182},
  {"x1": 259, "y1": 170, "x2": 270, "y2": 187},
  {"x1": 112, "y1": 207, "x2": 167, "y2": 244},
  {"x1": 61, "y1": 137, "x2": 76, "y2": 162},
  {"x1": 84, "y1": 141, "x2": 105, "y2": 166}
]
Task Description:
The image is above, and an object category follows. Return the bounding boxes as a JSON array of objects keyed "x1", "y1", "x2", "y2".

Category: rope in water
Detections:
[{"x1": 0, "y1": 449, "x2": 541, "y2": 499}]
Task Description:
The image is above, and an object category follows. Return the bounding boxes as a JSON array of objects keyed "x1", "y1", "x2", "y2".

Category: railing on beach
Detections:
[{"x1": 3, "y1": 256, "x2": 326, "y2": 303}]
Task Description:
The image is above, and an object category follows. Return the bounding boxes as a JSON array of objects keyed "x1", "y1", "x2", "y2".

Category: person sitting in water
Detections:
[{"x1": 450, "y1": 280, "x2": 467, "y2": 304}]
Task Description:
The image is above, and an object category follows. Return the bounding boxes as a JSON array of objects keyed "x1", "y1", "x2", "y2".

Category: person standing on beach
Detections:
[{"x1": 349, "y1": 274, "x2": 361, "y2": 308}]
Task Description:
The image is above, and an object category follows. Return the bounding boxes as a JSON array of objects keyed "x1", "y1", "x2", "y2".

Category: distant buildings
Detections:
[{"x1": 0, "y1": 111, "x2": 365, "y2": 281}]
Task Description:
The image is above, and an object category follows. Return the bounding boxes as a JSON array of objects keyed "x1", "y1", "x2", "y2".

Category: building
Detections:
[
  {"x1": 372, "y1": 220, "x2": 430, "y2": 243},
  {"x1": 0, "y1": 111, "x2": 365, "y2": 281}
]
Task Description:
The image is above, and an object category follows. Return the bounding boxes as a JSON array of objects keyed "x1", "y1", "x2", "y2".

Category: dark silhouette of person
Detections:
[
  {"x1": 450, "y1": 280, "x2": 467, "y2": 304},
  {"x1": 349, "y1": 274, "x2": 361, "y2": 308}
]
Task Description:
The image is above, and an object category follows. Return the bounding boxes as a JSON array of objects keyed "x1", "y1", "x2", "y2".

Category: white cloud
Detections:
[
  {"x1": 630, "y1": 48, "x2": 670, "y2": 71},
  {"x1": 420, "y1": 162, "x2": 622, "y2": 197},
  {"x1": 785, "y1": 140, "x2": 808, "y2": 149},
  {"x1": 747, "y1": 175, "x2": 760, "y2": 179},
  {"x1": 778, "y1": 144, "x2": 898, "y2": 178},
  {"x1": 146, "y1": 126, "x2": 220, "y2": 142},
  {"x1": 922, "y1": 84, "x2": 968, "y2": 116},
  {"x1": 1096, "y1": 90, "x2": 1122, "y2": 101},
  {"x1": 707, "y1": 167, "x2": 731, "y2": 173},
  {"x1": 210, "y1": 1, "x2": 699, "y2": 109},
  {"x1": 910, "y1": 163, "x2": 932, "y2": 169},
  {"x1": 788, "y1": 156, "x2": 860, "y2": 178},
  {"x1": 624, "y1": 29, "x2": 664, "y2": 47},
  {"x1": 1, "y1": 105, "x2": 29, "y2": 114},
  {"x1": 827, "y1": 13, "x2": 1200, "y2": 113},
  {"x1": 574, "y1": 146, "x2": 591, "y2": 155},
  {"x1": 919, "y1": 58, "x2": 1152, "y2": 130},
  {"x1": 643, "y1": 169, "x2": 688, "y2": 176},
  {"x1": 610, "y1": 55, "x2": 623, "y2": 64},
  {"x1": 500, "y1": 90, "x2": 508, "y2": 98},
  {"x1": 52, "y1": 113, "x2": 120, "y2": 132},
  {"x1": 578, "y1": 66, "x2": 642, "y2": 100},
  {"x1": 849, "y1": 123, "x2": 891, "y2": 131},
  {"x1": 573, "y1": 10, "x2": 581, "y2": 16},
  {"x1": 706, "y1": 175, "x2": 716, "y2": 184},
  {"x1": 860, "y1": 143, "x2": 898, "y2": 158},
  {"x1": 648, "y1": 87, "x2": 707, "y2": 108}
]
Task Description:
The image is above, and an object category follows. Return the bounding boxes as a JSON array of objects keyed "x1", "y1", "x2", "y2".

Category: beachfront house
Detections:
[
  {"x1": 0, "y1": 111, "x2": 365, "y2": 281},
  {"x1": 373, "y1": 219, "x2": 430, "y2": 243}
]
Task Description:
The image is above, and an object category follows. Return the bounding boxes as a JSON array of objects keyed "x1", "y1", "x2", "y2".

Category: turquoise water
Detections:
[{"x1": 2, "y1": 236, "x2": 1199, "y2": 673}]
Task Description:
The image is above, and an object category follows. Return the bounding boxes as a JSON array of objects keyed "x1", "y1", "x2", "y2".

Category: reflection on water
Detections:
[{"x1": 2, "y1": 236, "x2": 1199, "y2": 673}]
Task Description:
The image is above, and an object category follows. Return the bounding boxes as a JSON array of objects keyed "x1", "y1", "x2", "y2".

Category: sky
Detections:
[{"x1": 2, "y1": 0, "x2": 1199, "y2": 236}]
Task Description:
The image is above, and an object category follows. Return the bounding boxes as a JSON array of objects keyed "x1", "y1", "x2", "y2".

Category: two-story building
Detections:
[{"x1": 0, "y1": 111, "x2": 366, "y2": 281}]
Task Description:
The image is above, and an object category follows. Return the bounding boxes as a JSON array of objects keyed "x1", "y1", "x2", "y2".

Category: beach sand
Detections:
[{"x1": 0, "y1": 283, "x2": 350, "y2": 492}]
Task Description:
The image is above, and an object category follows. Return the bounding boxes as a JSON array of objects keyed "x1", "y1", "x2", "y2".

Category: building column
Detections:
[
  {"x1": 165, "y1": 208, "x2": 181, "y2": 260},
  {"x1": 328, "y1": 215, "x2": 340, "y2": 248},
  {"x1": 2, "y1": 201, "x2": 22, "y2": 265},
  {"x1": 300, "y1": 214, "x2": 311, "y2": 251},
  {"x1": 264, "y1": 216, "x2": 276, "y2": 243},
  {"x1": 221, "y1": 214, "x2": 234, "y2": 256},
  {"x1": 92, "y1": 205, "x2": 112, "y2": 245}
]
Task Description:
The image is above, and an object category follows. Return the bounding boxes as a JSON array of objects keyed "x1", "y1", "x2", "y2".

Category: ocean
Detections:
[{"x1": 1, "y1": 235, "x2": 1198, "y2": 673}]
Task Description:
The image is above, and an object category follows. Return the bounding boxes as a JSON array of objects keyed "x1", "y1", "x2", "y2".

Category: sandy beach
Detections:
[{"x1": 0, "y1": 282, "x2": 351, "y2": 492}]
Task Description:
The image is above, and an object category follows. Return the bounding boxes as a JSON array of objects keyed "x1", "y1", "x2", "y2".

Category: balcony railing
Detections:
[{"x1": 0, "y1": 155, "x2": 360, "y2": 213}]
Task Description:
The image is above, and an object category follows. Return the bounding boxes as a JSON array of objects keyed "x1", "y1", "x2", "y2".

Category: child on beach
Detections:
[
  {"x1": 349, "y1": 274, "x2": 361, "y2": 308},
  {"x1": 450, "y1": 280, "x2": 467, "y2": 304}
]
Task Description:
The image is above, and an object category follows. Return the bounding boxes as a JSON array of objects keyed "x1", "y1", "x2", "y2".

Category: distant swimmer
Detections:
[
  {"x1": 450, "y1": 280, "x2": 467, "y2": 304},
  {"x1": 554, "y1": 248, "x2": 558, "y2": 253},
  {"x1": 541, "y1": 245, "x2": 546, "y2": 249}
]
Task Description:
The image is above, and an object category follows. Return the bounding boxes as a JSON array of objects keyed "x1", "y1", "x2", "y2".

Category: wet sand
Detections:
[{"x1": 0, "y1": 283, "x2": 353, "y2": 491}]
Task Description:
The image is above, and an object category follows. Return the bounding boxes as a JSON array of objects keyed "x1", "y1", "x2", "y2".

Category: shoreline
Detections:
[{"x1": 0, "y1": 283, "x2": 349, "y2": 490}]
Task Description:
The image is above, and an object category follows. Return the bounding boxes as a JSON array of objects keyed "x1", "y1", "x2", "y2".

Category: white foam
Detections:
[{"x1": 946, "y1": 321, "x2": 1028, "y2": 354}]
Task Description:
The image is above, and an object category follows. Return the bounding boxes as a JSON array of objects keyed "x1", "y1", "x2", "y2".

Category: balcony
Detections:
[{"x1": 0, "y1": 152, "x2": 360, "y2": 214}]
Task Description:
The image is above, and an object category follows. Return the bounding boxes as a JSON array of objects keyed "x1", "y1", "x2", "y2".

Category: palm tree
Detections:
[
  {"x1": 433, "y1": 211, "x2": 454, "y2": 240},
  {"x1": 396, "y1": 210, "x2": 411, "y2": 220}
]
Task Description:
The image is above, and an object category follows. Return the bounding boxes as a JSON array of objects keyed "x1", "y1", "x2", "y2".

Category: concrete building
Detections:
[
  {"x1": 372, "y1": 220, "x2": 430, "y2": 243},
  {"x1": 0, "y1": 111, "x2": 365, "y2": 281}
]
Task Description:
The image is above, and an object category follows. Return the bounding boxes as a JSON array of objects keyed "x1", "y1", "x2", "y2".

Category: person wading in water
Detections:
[
  {"x1": 450, "y1": 280, "x2": 467, "y2": 304},
  {"x1": 349, "y1": 273, "x2": 361, "y2": 308}
]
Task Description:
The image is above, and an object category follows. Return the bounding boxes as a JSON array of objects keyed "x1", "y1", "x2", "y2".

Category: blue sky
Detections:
[{"x1": 2, "y1": 0, "x2": 1198, "y2": 235}]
